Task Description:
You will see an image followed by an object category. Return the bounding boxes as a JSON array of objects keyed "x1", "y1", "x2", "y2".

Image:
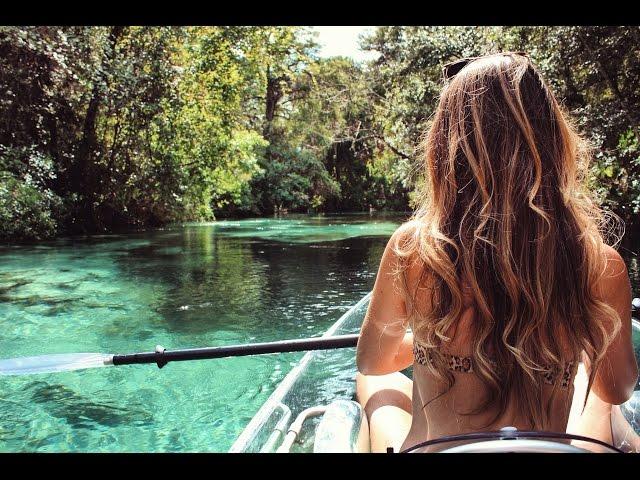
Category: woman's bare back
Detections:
[
  {"x1": 356, "y1": 227, "x2": 637, "y2": 452},
  {"x1": 400, "y1": 264, "x2": 578, "y2": 451}
]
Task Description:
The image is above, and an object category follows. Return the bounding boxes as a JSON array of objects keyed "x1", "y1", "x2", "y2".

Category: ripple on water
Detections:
[{"x1": 0, "y1": 215, "x2": 408, "y2": 451}]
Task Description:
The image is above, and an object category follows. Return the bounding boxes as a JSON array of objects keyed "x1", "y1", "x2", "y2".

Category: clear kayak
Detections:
[{"x1": 229, "y1": 293, "x2": 640, "y2": 453}]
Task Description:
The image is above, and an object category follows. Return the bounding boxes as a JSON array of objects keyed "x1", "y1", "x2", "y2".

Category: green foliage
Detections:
[
  {"x1": 362, "y1": 26, "x2": 640, "y2": 230},
  {"x1": 0, "y1": 26, "x2": 637, "y2": 240},
  {"x1": 0, "y1": 146, "x2": 62, "y2": 240},
  {"x1": 251, "y1": 141, "x2": 340, "y2": 213},
  {"x1": 0, "y1": 175, "x2": 61, "y2": 241},
  {"x1": 211, "y1": 130, "x2": 267, "y2": 216}
]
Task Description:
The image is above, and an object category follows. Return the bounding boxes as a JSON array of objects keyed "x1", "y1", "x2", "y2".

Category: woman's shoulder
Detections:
[
  {"x1": 384, "y1": 220, "x2": 424, "y2": 267},
  {"x1": 384, "y1": 220, "x2": 430, "y2": 286},
  {"x1": 387, "y1": 219, "x2": 422, "y2": 250},
  {"x1": 601, "y1": 243, "x2": 627, "y2": 272},
  {"x1": 598, "y1": 243, "x2": 630, "y2": 299}
]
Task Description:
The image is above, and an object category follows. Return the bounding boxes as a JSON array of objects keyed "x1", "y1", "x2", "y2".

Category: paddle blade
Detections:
[{"x1": 0, "y1": 353, "x2": 113, "y2": 376}]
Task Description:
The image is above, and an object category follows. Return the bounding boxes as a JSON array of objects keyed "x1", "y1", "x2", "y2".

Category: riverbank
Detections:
[{"x1": 0, "y1": 210, "x2": 413, "y2": 245}]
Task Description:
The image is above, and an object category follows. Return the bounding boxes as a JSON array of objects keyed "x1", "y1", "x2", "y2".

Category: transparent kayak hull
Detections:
[
  {"x1": 229, "y1": 293, "x2": 370, "y2": 452},
  {"x1": 230, "y1": 293, "x2": 640, "y2": 453}
]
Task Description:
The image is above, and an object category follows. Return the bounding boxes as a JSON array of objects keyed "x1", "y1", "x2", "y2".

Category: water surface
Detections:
[
  {"x1": 0, "y1": 214, "x2": 402, "y2": 451},
  {"x1": 0, "y1": 213, "x2": 637, "y2": 452}
]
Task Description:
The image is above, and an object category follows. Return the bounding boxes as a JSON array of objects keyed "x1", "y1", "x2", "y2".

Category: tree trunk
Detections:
[
  {"x1": 72, "y1": 25, "x2": 124, "y2": 232},
  {"x1": 263, "y1": 67, "x2": 284, "y2": 142}
]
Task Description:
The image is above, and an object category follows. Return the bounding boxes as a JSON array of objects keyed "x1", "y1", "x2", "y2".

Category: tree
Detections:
[
  {"x1": 361, "y1": 26, "x2": 640, "y2": 229},
  {"x1": 0, "y1": 26, "x2": 637, "y2": 240}
]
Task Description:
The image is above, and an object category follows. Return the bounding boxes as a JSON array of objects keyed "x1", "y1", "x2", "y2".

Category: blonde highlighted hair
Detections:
[{"x1": 394, "y1": 53, "x2": 623, "y2": 429}]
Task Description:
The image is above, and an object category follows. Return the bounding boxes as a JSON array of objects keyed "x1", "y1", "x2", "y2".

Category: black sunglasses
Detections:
[{"x1": 442, "y1": 52, "x2": 529, "y2": 81}]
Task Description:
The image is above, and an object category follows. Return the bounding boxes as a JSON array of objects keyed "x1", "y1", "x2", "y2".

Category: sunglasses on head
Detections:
[{"x1": 442, "y1": 52, "x2": 529, "y2": 81}]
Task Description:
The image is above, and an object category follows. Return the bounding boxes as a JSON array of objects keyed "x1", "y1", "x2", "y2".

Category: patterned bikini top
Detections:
[{"x1": 413, "y1": 340, "x2": 577, "y2": 389}]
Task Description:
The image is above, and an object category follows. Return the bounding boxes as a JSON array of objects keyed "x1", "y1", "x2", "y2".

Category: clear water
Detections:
[
  {"x1": 0, "y1": 213, "x2": 637, "y2": 452},
  {"x1": 0, "y1": 214, "x2": 404, "y2": 452}
]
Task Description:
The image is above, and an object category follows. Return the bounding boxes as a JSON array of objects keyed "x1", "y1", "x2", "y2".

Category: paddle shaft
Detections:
[
  {"x1": 112, "y1": 333, "x2": 360, "y2": 369},
  {"x1": 1, "y1": 299, "x2": 636, "y2": 376},
  {"x1": 87, "y1": 298, "x2": 640, "y2": 369}
]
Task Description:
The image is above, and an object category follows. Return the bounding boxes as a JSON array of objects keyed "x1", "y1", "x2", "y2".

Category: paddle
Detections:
[
  {"x1": 0, "y1": 334, "x2": 360, "y2": 376},
  {"x1": 2, "y1": 297, "x2": 638, "y2": 377}
]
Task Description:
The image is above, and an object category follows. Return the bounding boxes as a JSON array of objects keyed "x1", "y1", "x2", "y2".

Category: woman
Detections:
[{"x1": 355, "y1": 52, "x2": 638, "y2": 453}]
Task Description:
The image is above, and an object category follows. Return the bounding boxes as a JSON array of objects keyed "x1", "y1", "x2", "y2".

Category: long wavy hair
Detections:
[{"x1": 394, "y1": 52, "x2": 623, "y2": 429}]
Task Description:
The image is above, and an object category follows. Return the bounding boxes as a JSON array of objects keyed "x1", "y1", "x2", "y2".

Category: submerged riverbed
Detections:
[
  {"x1": 0, "y1": 213, "x2": 638, "y2": 452},
  {"x1": 0, "y1": 214, "x2": 404, "y2": 451}
]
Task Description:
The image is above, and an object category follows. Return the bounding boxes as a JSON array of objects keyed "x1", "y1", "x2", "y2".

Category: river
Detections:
[{"x1": 0, "y1": 213, "x2": 637, "y2": 451}]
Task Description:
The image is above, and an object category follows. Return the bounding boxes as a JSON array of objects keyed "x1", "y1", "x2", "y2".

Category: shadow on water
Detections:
[
  {"x1": 0, "y1": 294, "x2": 82, "y2": 308},
  {"x1": 109, "y1": 219, "x2": 394, "y2": 337},
  {"x1": 0, "y1": 280, "x2": 32, "y2": 295},
  {"x1": 26, "y1": 381, "x2": 153, "y2": 429}
]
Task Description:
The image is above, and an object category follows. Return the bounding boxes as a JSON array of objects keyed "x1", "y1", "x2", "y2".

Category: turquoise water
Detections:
[
  {"x1": 0, "y1": 214, "x2": 403, "y2": 452},
  {"x1": 0, "y1": 213, "x2": 637, "y2": 452}
]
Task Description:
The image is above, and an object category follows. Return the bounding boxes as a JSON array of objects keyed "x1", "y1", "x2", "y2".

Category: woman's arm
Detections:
[
  {"x1": 357, "y1": 228, "x2": 414, "y2": 375},
  {"x1": 589, "y1": 246, "x2": 639, "y2": 405}
]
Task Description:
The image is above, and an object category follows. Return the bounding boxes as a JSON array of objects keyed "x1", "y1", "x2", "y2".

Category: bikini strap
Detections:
[{"x1": 413, "y1": 338, "x2": 578, "y2": 388}]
